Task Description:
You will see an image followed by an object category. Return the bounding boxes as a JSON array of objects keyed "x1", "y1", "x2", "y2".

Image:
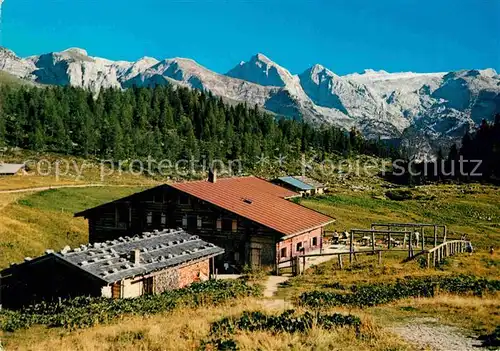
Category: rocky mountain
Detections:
[{"x1": 1, "y1": 46, "x2": 499, "y2": 157}]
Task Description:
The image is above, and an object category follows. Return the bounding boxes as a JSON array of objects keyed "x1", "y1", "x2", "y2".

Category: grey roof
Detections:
[
  {"x1": 293, "y1": 176, "x2": 325, "y2": 189},
  {"x1": 277, "y1": 176, "x2": 314, "y2": 191},
  {"x1": 0, "y1": 163, "x2": 25, "y2": 174},
  {"x1": 54, "y1": 229, "x2": 223, "y2": 284}
]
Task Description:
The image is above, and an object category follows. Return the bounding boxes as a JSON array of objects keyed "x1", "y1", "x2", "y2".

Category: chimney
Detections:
[
  {"x1": 131, "y1": 249, "x2": 140, "y2": 265},
  {"x1": 208, "y1": 168, "x2": 217, "y2": 183}
]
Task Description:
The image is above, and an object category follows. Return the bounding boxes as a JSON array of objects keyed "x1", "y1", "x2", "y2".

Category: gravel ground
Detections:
[{"x1": 390, "y1": 318, "x2": 484, "y2": 351}]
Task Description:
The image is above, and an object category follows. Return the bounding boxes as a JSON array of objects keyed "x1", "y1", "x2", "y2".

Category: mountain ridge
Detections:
[{"x1": 1, "y1": 46, "x2": 499, "y2": 157}]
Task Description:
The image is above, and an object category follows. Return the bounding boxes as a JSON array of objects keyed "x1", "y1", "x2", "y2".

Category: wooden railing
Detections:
[
  {"x1": 277, "y1": 240, "x2": 472, "y2": 275},
  {"x1": 424, "y1": 240, "x2": 470, "y2": 268}
]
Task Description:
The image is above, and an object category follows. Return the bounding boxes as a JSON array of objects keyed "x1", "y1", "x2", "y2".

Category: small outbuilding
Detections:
[
  {"x1": 0, "y1": 163, "x2": 26, "y2": 176},
  {"x1": 293, "y1": 176, "x2": 327, "y2": 195},
  {"x1": 0, "y1": 228, "x2": 224, "y2": 308},
  {"x1": 273, "y1": 176, "x2": 327, "y2": 196}
]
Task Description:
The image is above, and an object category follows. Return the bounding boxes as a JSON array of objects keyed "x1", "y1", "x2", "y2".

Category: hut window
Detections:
[
  {"x1": 146, "y1": 212, "x2": 153, "y2": 225},
  {"x1": 178, "y1": 194, "x2": 190, "y2": 205},
  {"x1": 115, "y1": 204, "x2": 129, "y2": 228},
  {"x1": 161, "y1": 213, "x2": 167, "y2": 225},
  {"x1": 222, "y1": 219, "x2": 233, "y2": 231},
  {"x1": 216, "y1": 218, "x2": 222, "y2": 231},
  {"x1": 182, "y1": 215, "x2": 188, "y2": 228},
  {"x1": 281, "y1": 247, "x2": 287, "y2": 258},
  {"x1": 296, "y1": 242, "x2": 303, "y2": 252},
  {"x1": 197, "y1": 216, "x2": 202, "y2": 228},
  {"x1": 312, "y1": 237, "x2": 318, "y2": 246},
  {"x1": 231, "y1": 220, "x2": 237, "y2": 233}
]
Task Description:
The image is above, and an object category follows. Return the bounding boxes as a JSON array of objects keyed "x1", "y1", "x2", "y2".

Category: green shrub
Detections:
[
  {"x1": 211, "y1": 309, "x2": 360, "y2": 335},
  {"x1": 203, "y1": 309, "x2": 362, "y2": 349},
  {"x1": 0, "y1": 279, "x2": 261, "y2": 332},
  {"x1": 385, "y1": 189, "x2": 413, "y2": 201},
  {"x1": 299, "y1": 275, "x2": 500, "y2": 308},
  {"x1": 479, "y1": 326, "x2": 500, "y2": 347}
]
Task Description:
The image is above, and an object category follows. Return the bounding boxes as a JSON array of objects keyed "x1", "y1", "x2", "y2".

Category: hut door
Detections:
[
  {"x1": 251, "y1": 248, "x2": 261, "y2": 269},
  {"x1": 111, "y1": 282, "x2": 122, "y2": 299},
  {"x1": 144, "y1": 277, "x2": 154, "y2": 295}
]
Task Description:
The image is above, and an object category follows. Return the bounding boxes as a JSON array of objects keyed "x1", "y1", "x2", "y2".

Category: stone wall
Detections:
[
  {"x1": 153, "y1": 268, "x2": 179, "y2": 294},
  {"x1": 152, "y1": 258, "x2": 210, "y2": 293},
  {"x1": 178, "y1": 260, "x2": 209, "y2": 288}
]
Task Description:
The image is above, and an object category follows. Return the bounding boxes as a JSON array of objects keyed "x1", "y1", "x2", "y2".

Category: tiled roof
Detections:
[
  {"x1": 53, "y1": 229, "x2": 223, "y2": 284},
  {"x1": 74, "y1": 176, "x2": 299, "y2": 218},
  {"x1": 170, "y1": 176, "x2": 334, "y2": 236},
  {"x1": 278, "y1": 176, "x2": 314, "y2": 191},
  {"x1": 0, "y1": 163, "x2": 25, "y2": 174}
]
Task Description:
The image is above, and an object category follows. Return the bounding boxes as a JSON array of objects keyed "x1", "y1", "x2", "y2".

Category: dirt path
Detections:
[
  {"x1": 259, "y1": 276, "x2": 292, "y2": 310},
  {"x1": 390, "y1": 318, "x2": 482, "y2": 351},
  {"x1": 263, "y1": 276, "x2": 289, "y2": 298},
  {"x1": 0, "y1": 183, "x2": 114, "y2": 194}
]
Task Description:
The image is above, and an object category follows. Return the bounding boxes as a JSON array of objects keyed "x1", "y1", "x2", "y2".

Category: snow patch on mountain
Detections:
[{"x1": 0, "y1": 47, "x2": 498, "y2": 156}]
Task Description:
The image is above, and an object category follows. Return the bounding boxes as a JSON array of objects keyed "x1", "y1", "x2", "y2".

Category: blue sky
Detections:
[{"x1": 3, "y1": 0, "x2": 499, "y2": 75}]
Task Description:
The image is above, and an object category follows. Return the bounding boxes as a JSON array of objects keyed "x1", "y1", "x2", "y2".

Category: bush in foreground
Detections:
[
  {"x1": 0, "y1": 279, "x2": 261, "y2": 332},
  {"x1": 300, "y1": 275, "x2": 500, "y2": 308},
  {"x1": 202, "y1": 309, "x2": 361, "y2": 350}
]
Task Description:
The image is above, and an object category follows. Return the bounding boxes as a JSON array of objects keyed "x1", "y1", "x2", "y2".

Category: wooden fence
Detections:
[
  {"x1": 424, "y1": 240, "x2": 470, "y2": 268},
  {"x1": 278, "y1": 222, "x2": 470, "y2": 276},
  {"x1": 277, "y1": 240, "x2": 470, "y2": 276}
]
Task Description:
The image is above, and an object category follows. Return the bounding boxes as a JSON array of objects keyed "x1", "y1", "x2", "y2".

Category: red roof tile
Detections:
[{"x1": 170, "y1": 176, "x2": 334, "y2": 237}]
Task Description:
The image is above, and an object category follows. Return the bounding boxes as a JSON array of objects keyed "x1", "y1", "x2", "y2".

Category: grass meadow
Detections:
[{"x1": 0, "y1": 172, "x2": 498, "y2": 350}]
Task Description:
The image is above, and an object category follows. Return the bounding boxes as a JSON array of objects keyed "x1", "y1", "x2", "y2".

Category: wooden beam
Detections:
[
  {"x1": 372, "y1": 222, "x2": 445, "y2": 228},
  {"x1": 434, "y1": 225, "x2": 438, "y2": 247},
  {"x1": 349, "y1": 231, "x2": 354, "y2": 264},
  {"x1": 371, "y1": 231, "x2": 376, "y2": 253},
  {"x1": 421, "y1": 227, "x2": 425, "y2": 251},
  {"x1": 351, "y1": 229, "x2": 411, "y2": 234}
]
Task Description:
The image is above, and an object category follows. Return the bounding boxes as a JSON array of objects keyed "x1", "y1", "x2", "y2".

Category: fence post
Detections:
[
  {"x1": 409, "y1": 231, "x2": 413, "y2": 258},
  {"x1": 426, "y1": 253, "x2": 431, "y2": 268},
  {"x1": 338, "y1": 254, "x2": 343, "y2": 270},
  {"x1": 371, "y1": 231, "x2": 376, "y2": 253},
  {"x1": 421, "y1": 228, "x2": 425, "y2": 251},
  {"x1": 378, "y1": 250, "x2": 382, "y2": 265},
  {"x1": 434, "y1": 225, "x2": 437, "y2": 247},
  {"x1": 349, "y1": 231, "x2": 354, "y2": 264}
]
